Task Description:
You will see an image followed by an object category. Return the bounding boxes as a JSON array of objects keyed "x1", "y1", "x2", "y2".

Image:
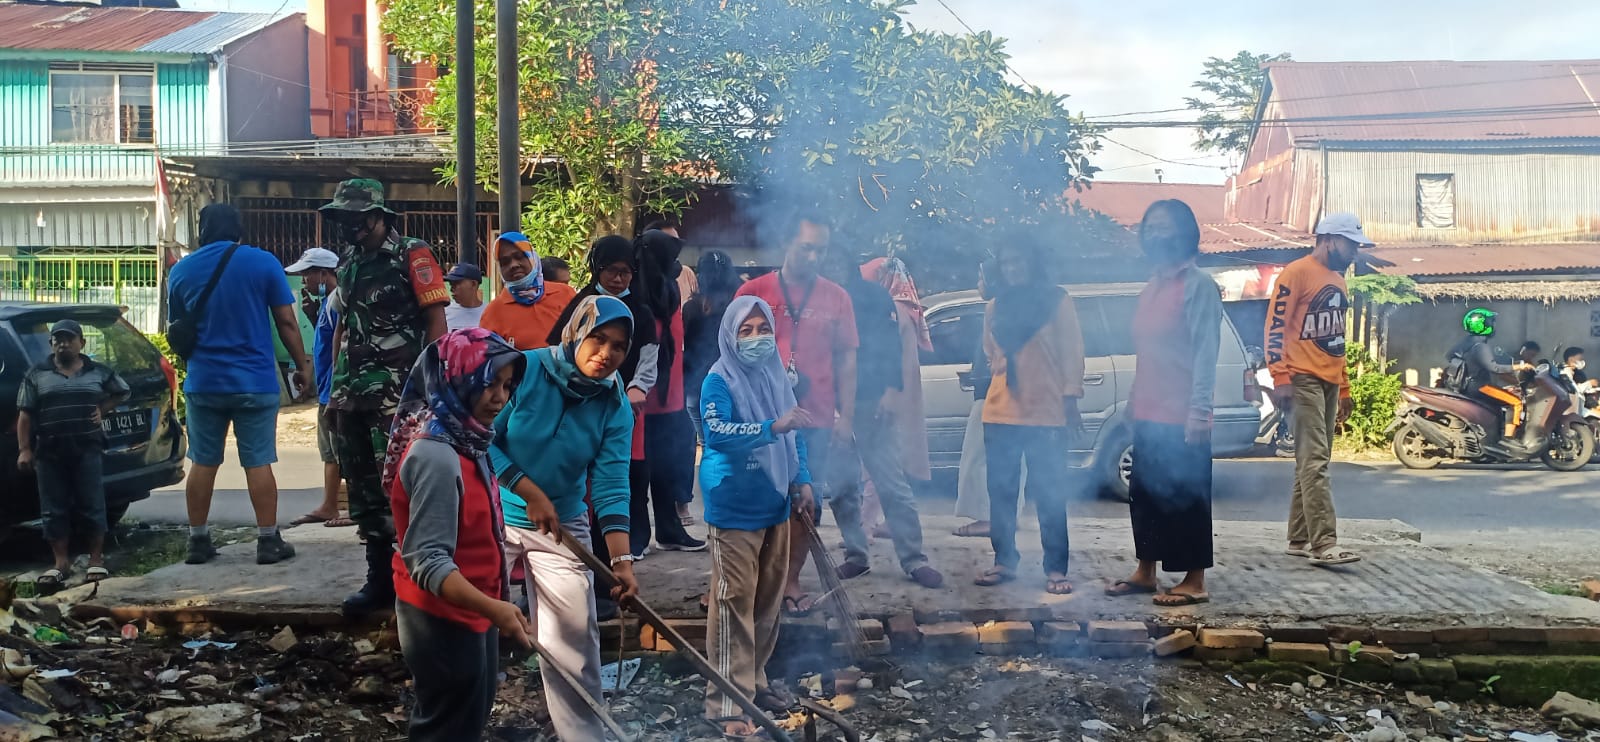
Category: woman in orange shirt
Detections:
[{"x1": 478, "y1": 232, "x2": 577, "y2": 351}]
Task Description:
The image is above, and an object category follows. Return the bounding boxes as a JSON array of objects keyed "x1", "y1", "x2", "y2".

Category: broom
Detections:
[{"x1": 796, "y1": 508, "x2": 869, "y2": 660}]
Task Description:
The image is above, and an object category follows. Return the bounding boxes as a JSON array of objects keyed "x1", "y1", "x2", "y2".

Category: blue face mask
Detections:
[
  {"x1": 736, "y1": 335, "x2": 776, "y2": 364},
  {"x1": 599, "y1": 284, "x2": 631, "y2": 299}
]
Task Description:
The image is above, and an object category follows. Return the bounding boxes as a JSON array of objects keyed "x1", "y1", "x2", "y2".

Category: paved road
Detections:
[{"x1": 127, "y1": 448, "x2": 1600, "y2": 532}]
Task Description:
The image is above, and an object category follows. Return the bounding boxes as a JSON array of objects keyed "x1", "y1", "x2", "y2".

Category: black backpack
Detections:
[
  {"x1": 166, "y1": 243, "x2": 241, "y2": 360},
  {"x1": 1440, "y1": 336, "x2": 1479, "y2": 393}
]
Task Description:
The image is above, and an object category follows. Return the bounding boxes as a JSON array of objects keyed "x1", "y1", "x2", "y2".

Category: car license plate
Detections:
[{"x1": 102, "y1": 409, "x2": 151, "y2": 445}]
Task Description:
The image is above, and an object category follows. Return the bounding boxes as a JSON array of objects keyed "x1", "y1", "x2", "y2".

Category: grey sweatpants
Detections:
[
  {"x1": 829, "y1": 407, "x2": 930, "y2": 574},
  {"x1": 504, "y1": 516, "x2": 604, "y2": 741}
]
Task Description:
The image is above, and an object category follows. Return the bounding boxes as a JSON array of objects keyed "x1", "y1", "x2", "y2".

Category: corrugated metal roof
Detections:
[
  {"x1": 1365, "y1": 244, "x2": 1600, "y2": 277},
  {"x1": 1199, "y1": 222, "x2": 1312, "y2": 253},
  {"x1": 138, "y1": 12, "x2": 279, "y2": 54},
  {"x1": 1069, "y1": 181, "x2": 1226, "y2": 227},
  {"x1": 1262, "y1": 60, "x2": 1600, "y2": 144},
  {"x1": 0, "y1": 5, "x2": 280, "y2": 54}
]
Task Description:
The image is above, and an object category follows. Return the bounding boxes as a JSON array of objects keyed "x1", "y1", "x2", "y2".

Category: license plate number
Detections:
[{"x1": 102, "y1": 409, "x2": 151, "y2": 443}]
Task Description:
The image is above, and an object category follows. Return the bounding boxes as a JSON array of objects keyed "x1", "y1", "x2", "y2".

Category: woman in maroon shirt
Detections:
[{"x1": 1107, "y1": 200, "x2": 1223, "y2": 607}]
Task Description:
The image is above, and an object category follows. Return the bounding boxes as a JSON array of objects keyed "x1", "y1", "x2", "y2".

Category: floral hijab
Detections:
[
  {"x1": 382, "y1": 328, "x2": 524, "y2": 493},
  {"x1": 863, "y1": 256, "x2": 932, "y2": 352}
]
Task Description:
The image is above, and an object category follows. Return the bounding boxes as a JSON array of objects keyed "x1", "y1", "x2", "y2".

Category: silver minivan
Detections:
[{"x1": 920, "y1": 283, "x2": 1259, "y2": 501}]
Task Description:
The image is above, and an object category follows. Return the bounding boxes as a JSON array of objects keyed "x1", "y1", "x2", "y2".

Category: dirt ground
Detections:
[
  {"x1": 275, "y1": 403, "x2": 322, "y2": 450},
  {"x1": 0, "y1": 615, "x2": 1579, "y2": 742}
]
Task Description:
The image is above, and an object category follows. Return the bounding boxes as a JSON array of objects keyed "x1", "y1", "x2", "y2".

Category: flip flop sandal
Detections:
[
  {"x1": 782, "y1": 595, "x2": 814, "y2": 618},
  {"x1": 754, "y1": 686, "x2": 796, "y2": 712},
  {"x1": 323, "y1": 516, "x2": 357, "y2": 528},
  {"x1": 289, "y1": 513, "x2": 330, "y2": 526},
  {"x1": 952, "y1": 523, "x2": 990, "y2": 538},
  {"x1": 708, "y1": 717, "x2": 763, "y2": 740},
  {"x1": 1310, "y1": 546, "x2": 1362, "y2": 566},
  {"x1": 1154, "y1": 591, "x2": 1210, "y2": 607},
  {"x1": 85, "y1": 566, "x2": 109, "y2": 582},
  {"x1": 1104, "y1": 580, "x2": 1158, "y2": 597},
  {"x1": 974, "y1": 567, "x2": 1016, "y2": 587},
  {"x1": 36, "y1": 569, "x2": 64, "y2": 587},
  {"x1": 1284, "y1": 545, "x2": 1313, "y2": 558},
  {"x1": 1045, "y1": 578, "x2": 1074, "y2": 595}
]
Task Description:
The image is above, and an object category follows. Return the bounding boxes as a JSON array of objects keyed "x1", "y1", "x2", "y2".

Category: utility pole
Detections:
[
  {"x1": 454, "y1": 0, "x2": 475, "y2": 264},
  {"x1": 495, "y1": 0, "x2": 519, "y2": 237}
]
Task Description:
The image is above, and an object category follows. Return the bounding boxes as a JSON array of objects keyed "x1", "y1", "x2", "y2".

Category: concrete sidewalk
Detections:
[{"x1": 65, "y1": 515, "x2": 1600, "y2": 631}]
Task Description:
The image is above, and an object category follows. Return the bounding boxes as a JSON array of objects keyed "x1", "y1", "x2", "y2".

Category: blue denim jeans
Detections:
[{"x1": 184, "y1": 392, "x2": 280, "y2": 468}]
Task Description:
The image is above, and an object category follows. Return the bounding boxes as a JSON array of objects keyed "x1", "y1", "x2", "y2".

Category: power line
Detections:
[
  {"x1": 930, "y1": 0, "x2": 1036, "y2": 90},
  {"x1": 1101, "y1": 136, "x2": 1231, "y2": 170}
]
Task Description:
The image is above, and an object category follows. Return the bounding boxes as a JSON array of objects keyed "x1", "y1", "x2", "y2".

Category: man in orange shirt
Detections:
[
  {"x1": 480, "y1": 232, "x2": 578, "y2": 350},
  {"x1": 1264, "y1": 213, "x2": 1371, "y2": 567}
]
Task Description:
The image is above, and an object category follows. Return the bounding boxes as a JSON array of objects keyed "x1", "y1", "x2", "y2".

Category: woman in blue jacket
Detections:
[
  {"x1": 699, "y1": 295, "x2": 814, "y2": 737},
  {"x1": 489, "y1": 295, "x2": 641, "y2": 740}
]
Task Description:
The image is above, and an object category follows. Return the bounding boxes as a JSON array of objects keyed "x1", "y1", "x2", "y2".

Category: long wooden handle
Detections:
[
  {"x1": 558, "y1": 528, "x2": 794, "y2": 742},
  {"x1": 530, "y1": 641, "x2": 634, "y2": 742}
]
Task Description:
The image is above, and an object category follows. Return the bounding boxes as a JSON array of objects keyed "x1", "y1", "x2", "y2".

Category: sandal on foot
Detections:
[
  {"x1": 1154, "y1": 591, "x2": 1210, "y2": 607},
  {"x1": 1309, "y1": 545, "x2": 1361, "y2": 566},
  {"x1": 952, "y1": 522, "x2": 990, "y2": 538},
  {"x1": 85, "y1": 566, "x2": 109, "y2": 582},
  {"x1": 1045, "y1": 577, "x2": 1074, "y2": 595},
  {"x1": 1284, "y1": 543, "x2": 1313, "y2": 558},
  {"x1": 1104, "y1": 579, "x2": 1158, "y2": 597},
  {"x1": 288, "y1": 513, "x2": 330, "y2": 526},
  {"x1": 36, "y1": 569, "x2": 64, "y2": 587},
  {"x1": 323, "y1": 515, "x2": 357, "y2": 528},
  {"x1": 974, "y1": 566, "x2": 1016, "y2": 587},
  {"x1": 711, "y1": 717, "x2": 762, "y2": 740},
  {"x1": 754, "y1": 685, "x2": 796, "y2": 712},
  {"x1": 782, "y1": 594, "x2": 814, "y2": 618}
]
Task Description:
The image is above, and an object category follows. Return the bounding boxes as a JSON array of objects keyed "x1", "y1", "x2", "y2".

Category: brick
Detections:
[
  {"x1": 1327, "y1": 625, "x2": 1375, "y2": 644},
  {"x1": 1335, "y1": 642, "x2": 1396, "y2": 666},
  {"x1": 997, "y1": 606, "x2": 1054, "y2": 623},
  {"x1": 640, "y1": 619, "x2": 707, "y2": 652},
  {"x1": 835, "y1": 639, "x2": 890, "y2": 657},
  {"x1": 1153, "y1": 630, "x2": 1196, "y2": 657},
  {"x1": 1267, "y1": 623, "x2": 1329, "y2": 644},
  {"x1": 921, "y1": 622, "x2": 979, "y2": 653},
  {"x1": 1391, "y1": 661, "x2": 1424, "y2": 684},
  {"x1": 976, "y1": 621, "x2": 1034, "y2": 646},
  {"x1": 886, "y1": 614, "x2": 921, "y2": 652},
  {"x1": 1194, "y1": 646, "x2": 1257, "y2": 662},
  {"x1": 1087, "y1": 621, "x2": 1149, "y2": 643},
  {"x1": 1375, "y1": 629, "x2": 1435, "y2": 646},
  {"x1": 1489, "y1": 627, "x2": 1548, "y2": 644},
  {"x1": 1198, "y1": 628, "x2": 1265, "y2": 650},
  {"x1": 1267, "y1": 642, "x2": 1331, "y2": 664},
  {"x1": 1090, "y1": 641, "x2": 1152, "y2": 659},
  {"x1": 828, "y1": 618, "x2": 885, "y2": 641},
  {"x1": 1433, "y1": 627, "x2": 1490, "y2": 644},
  {"x1": 1543, "y1": 627, "x2": 1600, "y2": 644},
  {"x1": 1583, "y1": 580, "x2": 1600, "y2": 601},
  {"x1": 1038, "y1": 622, "x2": 1081, "y2": 655},
  {"x1": 1418, "y1": 658, "x2": 1458, "y2": 684},
  {"x1": 913, "y1": 608, "x2": 964, "y2": 624}
]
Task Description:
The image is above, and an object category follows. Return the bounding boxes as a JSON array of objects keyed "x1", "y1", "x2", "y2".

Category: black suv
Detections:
[{"x1": 0, "y1": 303, "x2": 186, "y2": 536}]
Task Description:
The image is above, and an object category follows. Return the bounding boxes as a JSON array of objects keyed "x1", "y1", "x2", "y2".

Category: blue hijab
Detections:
[
  {"x1": 537, "y1": 295, "x2": 634, "y2": 399},
  {"x1": 710, "y1": 296, "x2": 799, "y2": 494}
]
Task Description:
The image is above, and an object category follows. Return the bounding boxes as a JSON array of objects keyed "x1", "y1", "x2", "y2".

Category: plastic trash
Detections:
[
  {"x1": 181, "y1": 640, "x2": 237, "y2": 652},
  {"x1": 1509, "y1": 733, "x2": 1558, "y2": 742},
  {"x1": 35, "y1": 669, "x2": 77, "y2": 680},
  {"x1": 31, "y1": 626, "x2": 68, "y2": 644},
  {"x1": 599, "y1": 658, "x2": 641, "y2": 691}
]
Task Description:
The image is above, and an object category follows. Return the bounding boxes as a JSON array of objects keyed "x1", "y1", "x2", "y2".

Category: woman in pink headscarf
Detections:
[{"x1": 858, "y1": 257, "x2": 932, "y2": 536}]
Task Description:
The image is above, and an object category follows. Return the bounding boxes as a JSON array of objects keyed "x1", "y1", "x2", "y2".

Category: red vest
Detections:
[
  {"x1": 390, "y1": 442, "x2": 506, "y2": 632},
  {"x1": 642, "y1": 309, "x2": 686, "y2": 415}
]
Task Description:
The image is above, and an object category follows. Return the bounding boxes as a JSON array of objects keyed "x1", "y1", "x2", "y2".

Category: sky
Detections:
[{"x1": 182, "y1": 0, "x2": 1600, "y2": 185}]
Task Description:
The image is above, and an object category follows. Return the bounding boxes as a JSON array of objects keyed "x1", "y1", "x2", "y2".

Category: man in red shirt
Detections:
[{"x1": 735, "y1": 211, "x2": 857, "y2": 616}]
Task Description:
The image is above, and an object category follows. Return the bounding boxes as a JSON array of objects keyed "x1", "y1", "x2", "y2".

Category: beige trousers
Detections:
[
  {"x1": 705, "y1": 521, "x2": 791, "y2": 721},
  {"x1": 1288, "y1": 374, "x2": 1340, "y2": 549}
]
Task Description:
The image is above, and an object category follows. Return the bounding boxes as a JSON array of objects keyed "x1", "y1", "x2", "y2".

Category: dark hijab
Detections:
[
  {"x1": 989, "y1": 239, "x2": 1064, "y2": 390},
  {"x1": 198, "y1": 203, "x2": 243, "y2": 247},
  {"x1": 546, "y1": 235, "x2": 658, "y2": 382}
]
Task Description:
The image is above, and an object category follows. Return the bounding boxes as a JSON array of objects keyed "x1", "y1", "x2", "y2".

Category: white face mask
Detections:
[{"x1": 1577, "y1": 360, "x2": 1588, "y2": 370}]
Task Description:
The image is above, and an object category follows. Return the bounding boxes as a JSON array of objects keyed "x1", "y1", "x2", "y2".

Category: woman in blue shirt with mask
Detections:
[{"x1": 699, "y1": 295, "x2": 814, "y2": 737}]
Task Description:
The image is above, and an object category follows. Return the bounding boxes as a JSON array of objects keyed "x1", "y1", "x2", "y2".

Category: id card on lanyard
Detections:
[{"x1": 777, "y1": 271, "x2": 817, "y2": 389}]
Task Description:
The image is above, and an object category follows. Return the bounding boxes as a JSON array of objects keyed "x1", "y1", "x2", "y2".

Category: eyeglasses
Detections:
[{"x1": 601, "y1": 266, "x2": 634, "y2": 280}]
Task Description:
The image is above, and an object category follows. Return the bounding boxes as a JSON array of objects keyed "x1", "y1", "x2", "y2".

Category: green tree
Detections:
[
  {"x1": 1184, "y1": 50, "x2": 1290, "y2": 157},
  {"x1": 384, "y1": 0, "x2": 1104, "y2": 276}
]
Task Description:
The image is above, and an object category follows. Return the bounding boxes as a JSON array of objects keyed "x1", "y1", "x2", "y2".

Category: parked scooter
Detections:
[
  {"x1": 1245, "y1": 345, "x2": 1294, "y2": 457},
  {"x1": 1389, "y1": 362, "x2": 1594, "y2": 471}
]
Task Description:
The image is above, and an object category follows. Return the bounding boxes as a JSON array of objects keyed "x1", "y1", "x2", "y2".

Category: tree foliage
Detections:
[
  {"x1": 1348, "y1": 273, "x2": 1421, "y2": 306},
  {"x1": 383, "y1": 0, "x2": 1104, "y2": 277},
  {"x1": 1183, "y1": 50, "x2": 1290, "y2": 157}
]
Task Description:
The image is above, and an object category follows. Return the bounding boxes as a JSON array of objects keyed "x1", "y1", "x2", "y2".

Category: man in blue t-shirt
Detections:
[
  {"x1": 285, "y1": 247, "x2": 351, "y2": 529},
  {"x1": 166, "y1": 203, "x2": 309, "y2": 566}
]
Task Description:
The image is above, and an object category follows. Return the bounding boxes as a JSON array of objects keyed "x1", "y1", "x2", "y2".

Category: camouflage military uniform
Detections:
[{"x1": 321, "y1": 179, "x2": 448, "y2": 543}]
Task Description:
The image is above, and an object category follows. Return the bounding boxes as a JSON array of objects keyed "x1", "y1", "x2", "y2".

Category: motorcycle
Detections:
[
  {"x1": 1389, "y1": 362, "x2": 1594, "y2": 471},
  {"x1": 1244, "y1": 346, "x2": 1294, "y2": 457}
]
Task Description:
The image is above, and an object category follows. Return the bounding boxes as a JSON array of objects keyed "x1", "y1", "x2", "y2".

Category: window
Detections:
[
  {"x1": 1077, "y1": 297, "x2": 1136, "y2": 358},
  {"x1": 922, "y1": 303, "x2": 987, "y2": 366},
  {"x1": 50, "y1": 67, "x2": 155, "y2": 144},
  {"x1": 1416, "y1": 173, "x2": 1456, "y2": 229}
]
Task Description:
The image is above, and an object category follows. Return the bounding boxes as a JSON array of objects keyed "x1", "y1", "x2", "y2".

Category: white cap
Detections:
[
  {"x1": 285, "y1": 247, "x2": 340, "y2": 273},
  {"x1": 1314, "y1": 212, "x2": 1374, "y2": 246}
]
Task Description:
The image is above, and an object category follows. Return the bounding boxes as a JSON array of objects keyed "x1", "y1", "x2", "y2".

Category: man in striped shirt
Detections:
[{"x1": 16, "y1": 319, "x2": 129, "y2": 588}]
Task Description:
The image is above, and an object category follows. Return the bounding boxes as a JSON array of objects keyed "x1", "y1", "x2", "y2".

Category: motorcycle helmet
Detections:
[{"x1": 1462, "y1": 307, "x2": 1497, "y2": 336}]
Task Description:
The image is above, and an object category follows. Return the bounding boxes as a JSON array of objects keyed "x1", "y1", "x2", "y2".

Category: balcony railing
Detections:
[
  {"x1": 329, "y1": 87, "x2": 440, "y2": 138},
  {"x1": 0, "y1": 145, "x2": 158, "y2": 186}
]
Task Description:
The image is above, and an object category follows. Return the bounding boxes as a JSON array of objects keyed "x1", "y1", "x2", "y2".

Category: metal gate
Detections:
[{"x1": 0, "y1": 255, "x2": 161, "y2": 333}]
